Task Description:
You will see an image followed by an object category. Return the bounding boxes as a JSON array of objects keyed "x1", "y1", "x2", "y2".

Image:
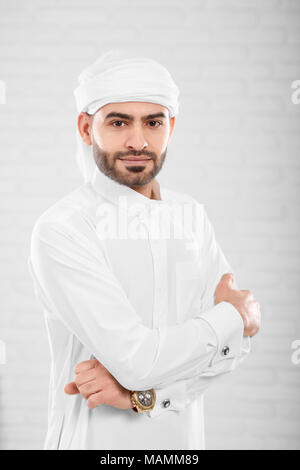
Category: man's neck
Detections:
[{"x1": 130, "y1": 180, "x2": 161, "y2": 201}]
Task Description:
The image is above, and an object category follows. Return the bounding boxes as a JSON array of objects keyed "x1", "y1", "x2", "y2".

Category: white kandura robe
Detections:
[{"x1": 28, "y1": 167, "x2": 250, "y2": 450}]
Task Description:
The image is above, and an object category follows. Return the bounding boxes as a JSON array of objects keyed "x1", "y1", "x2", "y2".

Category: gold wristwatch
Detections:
[{"x1": 130, "y1": 389, "x2": 156, "y2": 413}]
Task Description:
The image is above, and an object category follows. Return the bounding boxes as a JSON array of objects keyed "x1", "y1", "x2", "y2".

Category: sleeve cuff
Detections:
[
  {"x1": 145, "y1": 303, "x2": 251, "y2": 419},
  {"x1": 198, "y1": 301, "x2": 245, "y2": 369},
  {"x1": 145, "y1": 380, "x2": 188, "y2": 419}
]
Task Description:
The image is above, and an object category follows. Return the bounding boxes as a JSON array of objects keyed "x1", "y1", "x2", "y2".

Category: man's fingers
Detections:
[
  {"x1": 74, "y1": 358, "x2": 98, "y2": 374},
  {"x1": 78, "y1": 379, "x2": 103, "y2": 399},
  {"x1": 74, "y1": 368, "x2": 97, "y2": 387},
  {"x1": 64, "y1": 382, "x2": 79, "y2": 395},
  {"x1": 220, "y1": 272, "x2": 234, "y2": 288},
  {"x1": 240, "y1": 289, "x2": 255, "y2": 301},
  {"x1": 87, "y1": 391, "x2": 105, "y2": 410}
]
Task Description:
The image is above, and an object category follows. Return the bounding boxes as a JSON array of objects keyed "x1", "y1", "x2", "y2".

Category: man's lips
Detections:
[{"x1": 118, "y1": 157, "x2": 152, "y2": 164}]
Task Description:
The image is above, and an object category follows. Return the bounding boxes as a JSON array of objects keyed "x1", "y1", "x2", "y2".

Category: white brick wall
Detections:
[{"x1": 0, "y1": 0, "x2": 299, "y2": 450}]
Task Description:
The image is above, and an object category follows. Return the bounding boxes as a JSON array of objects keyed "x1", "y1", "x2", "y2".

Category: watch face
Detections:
[{"x1": 137, "y1": 390, "x2": 153, "y2": 407}]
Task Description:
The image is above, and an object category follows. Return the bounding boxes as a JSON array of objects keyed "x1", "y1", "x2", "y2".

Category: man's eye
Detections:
[
  {"x1": 111, "y1": 121, "x2": 125, "y2": 127},
  {"x1": 148, "y1": 121, "x2": 162, "y2": 128}
]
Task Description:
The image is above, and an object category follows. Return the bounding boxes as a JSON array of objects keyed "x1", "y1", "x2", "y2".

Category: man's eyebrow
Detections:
[{"x1": 104, "y1": 111, "x2": 168, "y2": 121}]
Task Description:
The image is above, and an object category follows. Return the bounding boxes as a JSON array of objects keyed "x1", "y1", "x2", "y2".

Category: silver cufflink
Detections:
[
  {"x1": 161, "y1": 399, "x2": 171, "y2": 408},
  {"x1": 222, "y1": 346, "x2": 230, "y2": 356}
]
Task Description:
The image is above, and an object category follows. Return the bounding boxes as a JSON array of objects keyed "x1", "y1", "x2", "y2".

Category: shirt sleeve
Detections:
[
  {"x1": 29, "y1": 217, "x2": 248, "y2": 393},
  {"x1": 147, "y1": 203, "x2": 251, "y2": 418},
  {"x1": 196, "y1": 203, "x2": 251, "y2": 373}
]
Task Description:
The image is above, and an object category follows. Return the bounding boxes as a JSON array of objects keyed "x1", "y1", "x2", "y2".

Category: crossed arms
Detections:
[{"x1": 29, "y1": 202, "x2": 256, "y2": 418}]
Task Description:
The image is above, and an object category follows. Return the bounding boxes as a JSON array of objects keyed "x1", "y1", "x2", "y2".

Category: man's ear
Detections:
[
  {"x1": 77, "y1": 112, "x2": 93, "y2": 146},
  {"x1": 169, "y1": 116, "x2": 175, "y2": 139}
]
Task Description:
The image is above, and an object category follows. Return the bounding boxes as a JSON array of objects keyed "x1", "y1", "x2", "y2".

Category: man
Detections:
[{"x1": 28, "y1": 50, "x2": 260, "y2": 450}]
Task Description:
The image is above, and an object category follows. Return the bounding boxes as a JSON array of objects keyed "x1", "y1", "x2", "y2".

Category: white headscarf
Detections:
[{"x1": 73, "y1": 49, "x2": 180, "y2": 183}]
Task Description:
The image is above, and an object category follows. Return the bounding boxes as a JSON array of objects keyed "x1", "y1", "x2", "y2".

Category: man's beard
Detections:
[{"x1": 92, "y1": 139, "x2": 167, "y2": 187}]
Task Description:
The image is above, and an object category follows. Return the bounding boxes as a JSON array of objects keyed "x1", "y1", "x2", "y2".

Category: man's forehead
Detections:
[{"x1": 96, "y1": 102, "x2": 169, "y2": 120}]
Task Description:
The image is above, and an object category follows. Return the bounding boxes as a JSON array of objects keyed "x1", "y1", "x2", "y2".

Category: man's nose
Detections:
[{"x1": 125, "y1": 127, "x2": 148, "y2": 151}]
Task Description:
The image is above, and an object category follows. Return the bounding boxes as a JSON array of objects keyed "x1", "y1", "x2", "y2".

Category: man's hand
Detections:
[
  {"x1": 64, "y1": 358, "x2": 134, "y2": 410},
  {"x1": 214, "y1": 273, "x2": 261, "y2": 337}
]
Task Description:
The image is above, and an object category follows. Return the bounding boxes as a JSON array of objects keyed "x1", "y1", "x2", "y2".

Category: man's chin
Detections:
[{"x1": 117, "y1": 170, "x2": 155, "y2": 187}]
